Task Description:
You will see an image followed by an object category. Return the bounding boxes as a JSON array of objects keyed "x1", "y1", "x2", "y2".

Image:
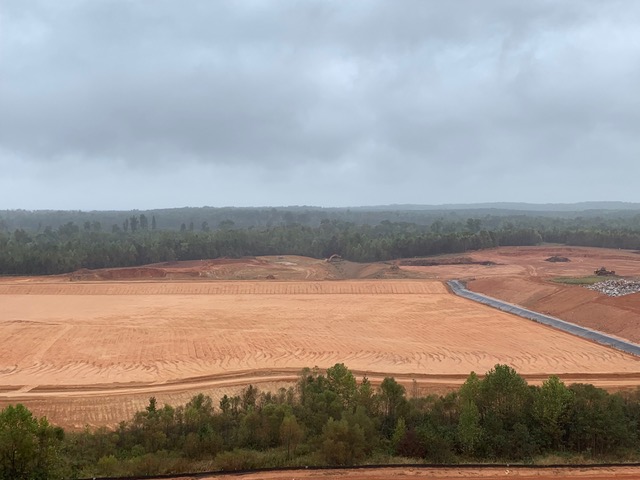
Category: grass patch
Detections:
[{"x1": 552, "y1": 275, "x2": 608, "y2": 285}]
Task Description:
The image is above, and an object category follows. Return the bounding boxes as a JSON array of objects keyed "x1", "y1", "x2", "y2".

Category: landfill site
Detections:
[{"x1": 1, "y1": 245, "x2": 640, "y2": 430}]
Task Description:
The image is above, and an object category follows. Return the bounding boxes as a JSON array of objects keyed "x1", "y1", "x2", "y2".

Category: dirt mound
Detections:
[
  {"x1": 71, "y1": 267, "x2": 169, "y2": 281},
  {"x1": 323, "y1": 260, "x2": 424, "y2": 280},
  {"x1": 546, "y1": 256, "x2": 570, "y2": 262},
  {"x1": 65, "y1": 247, "x2": 640, "y2": 284},
  {"x1": 400, "y1": 257, "x2": 496, "y2": 267},
  {"x1": 66, "y1": 256, "x2": 435, "y2": 283},
  {"x1": 67, "y1": 257, "x2": 339, "y2": 282}
]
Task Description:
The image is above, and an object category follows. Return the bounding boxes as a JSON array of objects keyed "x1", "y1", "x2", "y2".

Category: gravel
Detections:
[{"x1": 587, "y1": 279, "x2": 640, "y2": 297}]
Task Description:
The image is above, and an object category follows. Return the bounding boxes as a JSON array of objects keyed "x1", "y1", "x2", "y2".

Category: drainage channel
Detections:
[{"x1": 447, "y1": 280, "x2": 640, "y2": 357}]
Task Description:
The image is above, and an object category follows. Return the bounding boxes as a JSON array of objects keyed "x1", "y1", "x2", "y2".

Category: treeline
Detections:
[
  {"x1": 4, "y1": 364, "x2": 640, "y2": 479},
  {"x1": 3, "y1": 204, "x2": 640, "y2": 232},
  {"x1": 0, "y1": 220, "x2": 547, "y2": 275},
  {"x1": 2, "y1": 214, "x2": 640, "y2": 275},
  {"x1": 0, "y1": 207, "x2": 508, "y2": 232}
]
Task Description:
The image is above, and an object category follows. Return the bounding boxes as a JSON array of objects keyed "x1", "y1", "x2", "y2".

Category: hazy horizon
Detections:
[
  {"x1": 2, "y1": 1, "x2": 639, "y2": 210},
  {"x1": 4, "y1": 200, "x2": 640, "y2": 215}
]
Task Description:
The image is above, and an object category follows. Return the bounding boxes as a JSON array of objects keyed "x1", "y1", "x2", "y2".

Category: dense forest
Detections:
[
  {"x1": 3, "y1": 364, "x2": 640, "y2": 479},
  {"x1": 3, "y1": 203, "x2": 640, "y2": 232},
  {"x1": 1, "y1": 205, "x2": 640, "y2": 275}
]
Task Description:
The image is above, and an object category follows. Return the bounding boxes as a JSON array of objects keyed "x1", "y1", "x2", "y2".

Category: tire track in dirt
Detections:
[
  {"x1": 29, "y1": 324, "x2": 73, "y2": 365},
  {"x1": 0, "y1": 280, "x2": 448, "y2": 296},
  {"x1": 6, "y1": 368, "x2": 640, "y2": 429},
  {"x1": 5, "y1": 368, "x2": 640, "y2": 400},
  {"x1": 3, "y1": 277, "x2": 640, "y2": 428},
  {"x1": 4, "y1": 298, "x2": 639, "y2": 389}
]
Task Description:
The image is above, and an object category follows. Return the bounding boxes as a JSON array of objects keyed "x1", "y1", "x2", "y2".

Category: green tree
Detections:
[
  {"x1": 479, "y1": 364, "x2": 531, "y2": 423},
  {"x1": 320, "y1": 418, "x2": 366, "y2": 465},
  {"x1": 326, "y1": 363, "x2": 357, "y2": 410},
  {"x1": 532, "y1": 376, "x2": 573, "y2": 450},
  {"x1": 477, "y1": 364, "x2": 533, "y2": 458},
  {"x1": 379, "y1": 377, "x2": 407, "y2": 438},
  {"x1": 279, "y1": 415, "x2": 303, "y2": 460},
  {"x1": 457, "y1": 400, "x2": 482, "y2": 456},
  {"x1": 219, "y1": 395, "x2": 231, "y2": 415},
  {"x1": 355, "y1": 376, "x2": 377, "y2": 415},
  {"x1": 129, "y1": 216, "x2": 139, "y2": 233},
  {"x1": 459, "y1": 371, "x2": 481, "y2": 404},
  {"x1": 567, "y1": 384, "x2": 634, "y2": 456},
  {"x1": 0, "y1": 404, "x2": 65, "y2": 480},
  {"x1": 241, "y1": 385, "x2": 259, "y2": 412},
  {"x1": 391, "y1": 416, "x2": 406, "y2": 454}
]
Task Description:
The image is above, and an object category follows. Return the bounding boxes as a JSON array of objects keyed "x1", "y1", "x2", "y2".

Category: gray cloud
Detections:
[{"x1": 1, "y1": 0, "x2": 639, "y2": 209}]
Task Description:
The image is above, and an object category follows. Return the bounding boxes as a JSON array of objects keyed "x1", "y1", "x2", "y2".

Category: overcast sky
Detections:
[{"x1": 1, "y1": 1, "x2": 639, "y2": 210}]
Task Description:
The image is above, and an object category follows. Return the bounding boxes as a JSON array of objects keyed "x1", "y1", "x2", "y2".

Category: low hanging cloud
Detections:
[{"x1": 1, "y1": 1, "x2": 639, "y2": 208}]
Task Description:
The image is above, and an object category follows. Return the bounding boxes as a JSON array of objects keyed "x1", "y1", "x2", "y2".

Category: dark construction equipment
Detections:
[{"x1": 594, "y1": 266, "x2": 616, "y2": 276}]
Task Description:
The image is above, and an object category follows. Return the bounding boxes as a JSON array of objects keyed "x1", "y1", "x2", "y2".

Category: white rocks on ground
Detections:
[{"x1": 587, "y1": 279, "x2": 640, "y2": 297}]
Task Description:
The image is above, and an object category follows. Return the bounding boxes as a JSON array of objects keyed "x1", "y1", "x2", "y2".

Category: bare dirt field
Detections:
[
  {"x1": 2, "y1": 250, "x2": 640, "y2": 428},
  {"x1": 400, "y1": 245, "x2": 640, "y2": 281},
  {"x1": 63, "y1": 255, "x2": 418, "y2": 283},
  {"x1": 401, "y1": 246, "x2": 640, "y2": 342},
  {"x1": 194, "y1": 465, "x2": 640, "y2": 480},
  {"x1": 439, "y1": 247, "x2": 640, "y2": 344}
]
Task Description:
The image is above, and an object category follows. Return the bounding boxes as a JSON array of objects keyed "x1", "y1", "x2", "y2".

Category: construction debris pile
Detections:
[{"x1": 587, "y1": 279, "x2": 640, "y2": 297}]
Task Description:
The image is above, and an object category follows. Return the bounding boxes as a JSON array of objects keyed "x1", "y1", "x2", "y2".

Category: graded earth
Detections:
[
  {"x1": 1, "y1": 247, "x2": 640, "y2": 428},
  {"x1": 195, "y1": 465, "x2": 640, "y2": 480}
]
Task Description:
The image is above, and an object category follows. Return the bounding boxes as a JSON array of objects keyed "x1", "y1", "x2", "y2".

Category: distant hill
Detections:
[
  {"x1": 350, "y1": 202, "x2": 640, "y2": 212},
  {"x1": 1, "y1": 202, "x2": 639, "y2": 232}
]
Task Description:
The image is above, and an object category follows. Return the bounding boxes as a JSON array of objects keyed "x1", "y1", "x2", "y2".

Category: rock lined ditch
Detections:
[
  {"x1": 587, "y1": 279, "x2": 640, "y2": 297},
  {"x1": 447, "y1": 280, "x2": 640, "y2": 357}
]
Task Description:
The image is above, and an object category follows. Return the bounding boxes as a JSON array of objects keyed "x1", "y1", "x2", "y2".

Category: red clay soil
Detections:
[
  {"x1": 469, "y1": 276, "x2": 640, "y2": 343},
  {"x1": 66, "y1": 256, "x2": 421, "y2": 282},
  {"x1": 71, "y1": 267, "x2": 169, "y2": 280},
  {"x1": 55, "y1": 246, "x2": 640, "y2": 344},
  {"x1": 186, "y1": 465, "x2": 640, "y2": 480},
  {"x1": 458, "y1": 246, "x2": 640, "y2": 344},
  {"x1": 4, "y1": 247, "x2": 640, "y2": 429},
  {"x1": 70, "y1": 258, "x2": 274, "y2": 281}
]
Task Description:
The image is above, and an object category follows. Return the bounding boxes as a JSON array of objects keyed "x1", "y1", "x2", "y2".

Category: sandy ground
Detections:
[
  {"x1": 64, "y1": 255, "x2": 417, "y2": 282},
  {"x1": 401, "y1": 246, "x2": 640, "y2": 281},
  {"x1": 182, "y1": 466, "x2": 640, "y2": 480},
  {"x1": 399, "y1": 246, "x2": 640, "y2": 343},
  {"x1": 2, "y1": 262, "x2": 640, "y2": 427},
  {"x1": 3, "y1": 248, "x2": 640, "y2": 479},
  {"x1": 444, "y1": 246, "x2": 640, "y2": 344}
]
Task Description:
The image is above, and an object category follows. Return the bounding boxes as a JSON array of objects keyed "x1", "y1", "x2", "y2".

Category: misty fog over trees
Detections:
[{"x1": 1, "y1": 205, "x2": 640, "y2": 275}]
